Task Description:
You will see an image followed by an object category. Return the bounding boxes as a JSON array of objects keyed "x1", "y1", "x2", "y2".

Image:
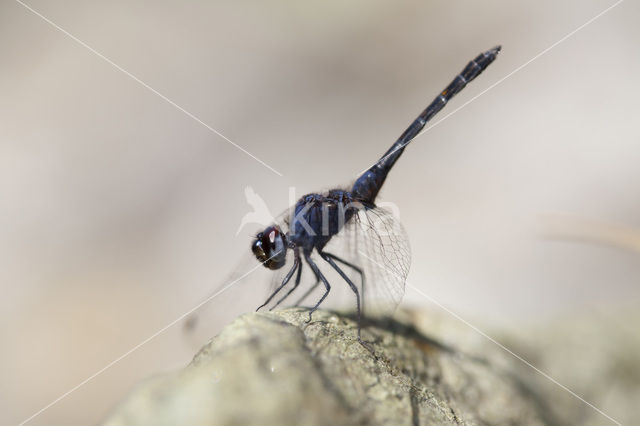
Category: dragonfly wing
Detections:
[
  {"x1": 322, "y1": 204, "x2": 411, "y2": 316},
  {"x1": 183, "y1": 244, "x2": 273, "y2": 337}
]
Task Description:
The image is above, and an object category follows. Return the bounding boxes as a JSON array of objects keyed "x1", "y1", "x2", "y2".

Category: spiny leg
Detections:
[
  {"x1": 323, "y1": 252, "x2": 366, "y2": 313},
  {"x1": 292, "y1": 258, "x2": 322, "y2": 307},
  {"x1": 321, "y1": 252, "x2": 365, "y2": 344},
  {"x1": 256, "y1": 254, "x2": 300, "y2": 311},
  {"x1": 295, "y1": 255, "x2": 364, "y2": 309},
  {"x1": 289, "y1": 242, "x2": 364, "y2": 312},
  {"x1": 304, "y1": 252, "x2": 331, "y2": 323},
  {"x1": 292, "y1": 276, "x2": 320, "y2": 307},
  {"x1": 270, "y1": 259, "x2": 303, "y2": 310}
]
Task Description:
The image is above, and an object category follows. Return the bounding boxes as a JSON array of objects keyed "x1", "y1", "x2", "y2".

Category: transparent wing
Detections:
[
  {"x1": 325, "y1": 204, "x2": 411, "y2": 315},
  {"x1": 182, "y1": 249, "x2": 268, "y2": 337},
  {"x1": 183, "y1": 206, "x2": 296, "y2": 340}
]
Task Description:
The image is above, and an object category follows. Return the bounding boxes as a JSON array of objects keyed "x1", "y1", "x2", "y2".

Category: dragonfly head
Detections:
[{"x1": 252, "y1": 225, "x2": 288, "y2": 270}]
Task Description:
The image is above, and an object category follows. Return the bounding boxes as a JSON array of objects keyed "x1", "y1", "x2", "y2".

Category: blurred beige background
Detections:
[{"x1": 1, "y1": 0, "x2": 638, "y2": 425}]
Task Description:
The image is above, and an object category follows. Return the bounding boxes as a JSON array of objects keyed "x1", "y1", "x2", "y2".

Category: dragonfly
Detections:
[{"x1": 193, "y1": 46, "x2": 501, "y2": 348}]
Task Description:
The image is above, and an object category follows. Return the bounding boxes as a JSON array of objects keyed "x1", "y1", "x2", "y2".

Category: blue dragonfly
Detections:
[{"x1": 193, "y1": 46, "x2": 501, "y2": 349}]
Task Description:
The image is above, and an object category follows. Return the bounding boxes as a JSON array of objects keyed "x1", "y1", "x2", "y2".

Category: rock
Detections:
[{"x1": 102, "y1": 308, "x2": 551, "y2": 426}]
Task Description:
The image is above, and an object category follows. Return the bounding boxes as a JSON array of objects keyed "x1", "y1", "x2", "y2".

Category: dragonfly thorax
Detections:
[{"x1": 286, "y1": 190, "x2": 367, "y2": 254}]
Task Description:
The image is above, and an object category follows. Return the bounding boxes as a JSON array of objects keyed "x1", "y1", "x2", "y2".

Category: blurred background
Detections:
[{"x1": 1, "y1": 0, "x2": 638, "y2": 424}]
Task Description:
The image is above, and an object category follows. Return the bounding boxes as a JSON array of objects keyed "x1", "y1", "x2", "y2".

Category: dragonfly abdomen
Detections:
[{"x1": 352, "y1": 46, "x2": 501, "y2": 204}]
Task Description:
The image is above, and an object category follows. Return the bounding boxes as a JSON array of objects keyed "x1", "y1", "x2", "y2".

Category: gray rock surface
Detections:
[{"x1": 102, "y1": 308, "x2": 552, "y2": 426}]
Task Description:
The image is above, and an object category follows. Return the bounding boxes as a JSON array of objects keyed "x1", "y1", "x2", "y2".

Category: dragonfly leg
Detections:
[
  {"x1": 321, "y1": 252, "x2": 364, "y2": 343},
  {"x1": 304, "y1": 253, "x2": 331, "y2": 323},
  {"x1": 256, "y1": 253, "x2": 300, "y2": 311},
  {"x1": 270, "y1": 260, "x2": 303, "y2": 310},
  {"x1": 322, "y1": 251, "x2": 366, "y2": 314},
  {"x1": 291, "y1": 276, "x2": 320, "y2": 307}
]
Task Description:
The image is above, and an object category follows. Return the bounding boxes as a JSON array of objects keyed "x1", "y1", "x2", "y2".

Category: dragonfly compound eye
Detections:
[{"x1": 252, "y1": 226, "x2": 287, "y2": 270}]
